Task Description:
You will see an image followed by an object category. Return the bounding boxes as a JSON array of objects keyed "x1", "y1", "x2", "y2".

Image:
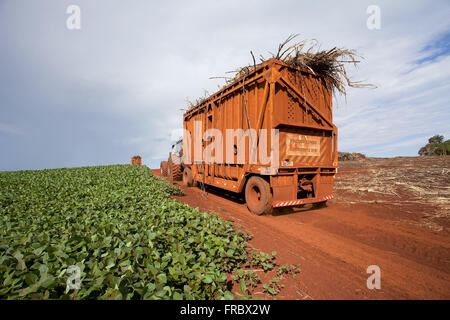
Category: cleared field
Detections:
[
  {"x1": 336, "y1": 156, "x2": 450, "y2": 232},
  {"x1": 0, "y1": 165, "x2": 250, "y2": 299}
]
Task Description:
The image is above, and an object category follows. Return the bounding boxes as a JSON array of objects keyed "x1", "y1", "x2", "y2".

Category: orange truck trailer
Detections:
[{"x1": 163, "y1": 58, "x2": 337, "y2": 215}]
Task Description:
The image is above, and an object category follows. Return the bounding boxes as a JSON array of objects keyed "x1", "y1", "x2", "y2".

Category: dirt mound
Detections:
[{"x1": 338, "y1": 152, "x2": 366, "y2": 161}]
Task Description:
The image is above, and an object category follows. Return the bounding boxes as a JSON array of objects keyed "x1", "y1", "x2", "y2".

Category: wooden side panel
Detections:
[{"x1": 280, "y1": 66, "x2": 332, "y2": 122}]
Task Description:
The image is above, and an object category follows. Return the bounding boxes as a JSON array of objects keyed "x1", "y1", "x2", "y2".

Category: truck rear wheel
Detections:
[
  {"x1": 160, "y1": 161, "x2": 168, "y2": 177},
  {"x1": 245, "y1": 176, "x2": 273, "y2": 215}
]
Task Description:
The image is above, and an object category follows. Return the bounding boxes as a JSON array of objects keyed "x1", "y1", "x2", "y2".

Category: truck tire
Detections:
[
  {"x1": 245, "y1": 176, "x2": 273, "y2": 215},
  {"x1": 182, "y1": 168, "x2": 194, "y2": 186},
  {"x1": 160, "y1": 161, "x2": 168, "y2": 177}
]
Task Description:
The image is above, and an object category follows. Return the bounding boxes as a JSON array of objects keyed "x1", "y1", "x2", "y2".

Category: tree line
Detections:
[{"x1": 418, "y1": 135, "x2": 450, "y2": 156}]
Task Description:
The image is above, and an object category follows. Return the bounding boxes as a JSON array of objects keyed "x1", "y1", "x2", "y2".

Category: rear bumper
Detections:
[{"x1": 273, "y1": 194, "x2": 334, "y2": 208}]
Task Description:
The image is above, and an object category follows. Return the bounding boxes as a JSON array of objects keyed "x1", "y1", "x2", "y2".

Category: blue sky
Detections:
[{"x1": 0, "y1": 0, "x2": 449, "y2": 170}]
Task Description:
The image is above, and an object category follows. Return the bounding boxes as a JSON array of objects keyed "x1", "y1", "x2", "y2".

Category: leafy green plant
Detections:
[
  {"x1": 0, "y1": 165, "x2": 250, "y2": 300},
  {"x1": 245, "y1": 249, "x2": 277, "y2": 271},
  {"x1": 262, "y1": 277, "x2": 284, "y2": 296},
  {"x1": 277, "y1": 264, "x2": 301, "y2": 277},
  {"x1": 231, "y1": 269, "x2": 261, "y2": 291}
]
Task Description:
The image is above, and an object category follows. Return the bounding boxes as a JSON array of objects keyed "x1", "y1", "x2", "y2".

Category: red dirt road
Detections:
[{"x1": 152, "y1": 157, "x2": 450, "y2": 299}]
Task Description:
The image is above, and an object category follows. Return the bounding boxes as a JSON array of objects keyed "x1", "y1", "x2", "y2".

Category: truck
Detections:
[{"x1": 161, "y1": 58, "x2": 337, "y2": 215}]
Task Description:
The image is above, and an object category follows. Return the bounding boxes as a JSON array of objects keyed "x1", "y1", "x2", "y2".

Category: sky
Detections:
[{"x1": 0, "y1": 0, "x2": 449, "y2": 170}]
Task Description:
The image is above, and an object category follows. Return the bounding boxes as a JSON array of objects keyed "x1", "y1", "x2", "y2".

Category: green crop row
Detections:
[{"x1": 0, "y1": 165, "x2": 248, "y2": 299}]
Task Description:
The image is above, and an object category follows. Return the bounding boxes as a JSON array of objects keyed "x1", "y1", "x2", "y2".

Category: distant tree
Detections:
[
  {"x1": 446, "y1": 140, "x2": 450, "y2": 154},
  {"x1": 428, "y1": 135, "x2": 444, "y2": 145},
  {"x1": 418, "y1": 135, "x2": 449, "y2": 156},
  {"x1": 438, "y1": 139, "x2": 450, "y2": 155}
]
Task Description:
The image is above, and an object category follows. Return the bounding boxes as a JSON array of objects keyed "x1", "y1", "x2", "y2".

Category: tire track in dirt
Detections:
[
  {"x1": 283, "y1": 204, "x2": 450, "y2": 273},
  {"x1": 257, "y1": 208, "x2": 450, "y2": 299}
]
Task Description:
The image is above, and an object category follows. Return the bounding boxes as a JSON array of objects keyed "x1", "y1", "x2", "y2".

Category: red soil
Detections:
[{"x1": 151, "y1": 157, "x2": 450, "y2": 299}]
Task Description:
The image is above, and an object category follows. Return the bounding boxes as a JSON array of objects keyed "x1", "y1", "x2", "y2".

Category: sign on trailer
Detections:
[{"x1": 286, "y1": 134, "x2": 321, "y2": 157}]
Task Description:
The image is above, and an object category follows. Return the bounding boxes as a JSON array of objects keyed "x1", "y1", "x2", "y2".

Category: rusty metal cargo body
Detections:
[{"x1": 183, "y1": 58, "x2": 337, "y2": 206}]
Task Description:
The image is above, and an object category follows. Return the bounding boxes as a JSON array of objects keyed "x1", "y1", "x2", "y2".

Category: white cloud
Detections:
[{"x1": 335, "y1": 41, "x2": 450, "y2": 156}]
